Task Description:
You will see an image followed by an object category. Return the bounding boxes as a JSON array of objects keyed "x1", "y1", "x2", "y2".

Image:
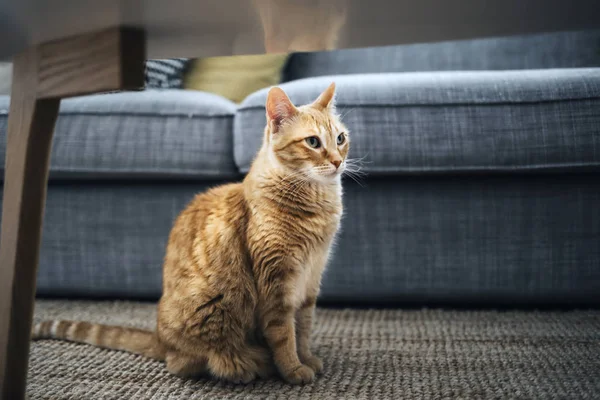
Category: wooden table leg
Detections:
[{"x1": 0, "y1": 27, "x2": 145, "y2": 400}]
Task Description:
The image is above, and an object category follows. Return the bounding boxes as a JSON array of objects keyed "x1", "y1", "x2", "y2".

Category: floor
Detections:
[{"x1": 28, "y1": 300, "x2": 600, "y2": 399}]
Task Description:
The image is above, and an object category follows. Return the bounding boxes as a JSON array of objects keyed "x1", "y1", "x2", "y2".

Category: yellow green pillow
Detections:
[{"x1": 184, "y1": 54, "x2": 288, "y2": 104}]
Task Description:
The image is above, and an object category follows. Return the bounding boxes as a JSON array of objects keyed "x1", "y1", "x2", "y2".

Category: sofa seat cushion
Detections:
[
  {"x1": 234, "y1": 69, "x2": 600, "y2": 175},
  {"x1": 0, "y1": 90, "x2": 239, "y2": 180}
]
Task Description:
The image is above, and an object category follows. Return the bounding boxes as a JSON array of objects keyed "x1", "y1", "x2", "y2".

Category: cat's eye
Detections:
[
  {"x1": 337, "y1": 133, "x2": 345, "y2": 145},
  {"x1": 306, "y1": 136, "x2": 321, "y2": 148}
]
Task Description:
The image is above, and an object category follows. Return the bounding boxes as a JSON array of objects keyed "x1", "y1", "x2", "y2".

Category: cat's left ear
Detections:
[{"x1": 313, "y1": 82, "x2": 336, "y2": 110}]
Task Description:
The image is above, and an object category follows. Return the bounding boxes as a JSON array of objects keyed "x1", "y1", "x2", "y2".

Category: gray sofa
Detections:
[{"x1": 1, "y1": 29, "x2": 599, "y2": 305}]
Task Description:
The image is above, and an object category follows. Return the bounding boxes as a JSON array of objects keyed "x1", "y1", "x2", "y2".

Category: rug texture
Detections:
[{"x1": 29, "y1": 300, "x2": 600, "y2": 399}]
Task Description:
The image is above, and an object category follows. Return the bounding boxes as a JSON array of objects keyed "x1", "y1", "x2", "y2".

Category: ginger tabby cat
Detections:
[{"x1": 32, "y1": 83, "x2": 349, "y2": 385}]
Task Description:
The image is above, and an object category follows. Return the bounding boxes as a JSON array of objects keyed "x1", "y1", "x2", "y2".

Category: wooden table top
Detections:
[{"x1": 1, "y1": 0, "x2": 598, "y2": 59}]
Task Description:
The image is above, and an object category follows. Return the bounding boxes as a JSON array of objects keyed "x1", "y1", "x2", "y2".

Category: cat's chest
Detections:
[
  {"x1": 290, "y1": 238, "x2": 333, "y2": 307},
  {"x1": 249, "y1": 191, "x2": 342, "y2": 305},
  {"x1": 291, "y1": 210, "x2": 341, "y2": 303},
  {"x1": 251, "y1": 208, "x2": 340, "y2": 307}
]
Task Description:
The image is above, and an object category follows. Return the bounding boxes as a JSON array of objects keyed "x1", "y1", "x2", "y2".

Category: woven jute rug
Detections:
[{"x1": 28, "y1": 300, "x2": 600, "y2": 399}]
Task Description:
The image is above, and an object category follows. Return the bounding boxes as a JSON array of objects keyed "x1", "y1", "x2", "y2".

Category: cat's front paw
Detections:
[
  {"x1": 300, "y1": 354, "x2": 323, "y2": 374},
  {"x1": 282, "y1": 364, "x2": 315, "y2": 385}
]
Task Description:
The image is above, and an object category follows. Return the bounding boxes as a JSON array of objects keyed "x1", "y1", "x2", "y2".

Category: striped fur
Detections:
[
  {"x1": 33, "y1": 84, "x2": 346, "y2": 385},
  {"x1": 32, "y1": 320, "x2": 166, "y2": 360}
]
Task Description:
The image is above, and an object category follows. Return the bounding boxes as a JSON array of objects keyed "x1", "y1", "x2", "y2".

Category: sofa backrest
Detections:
[{"x1": 283, "y1": 30, "x2": 600, "y2": 81}]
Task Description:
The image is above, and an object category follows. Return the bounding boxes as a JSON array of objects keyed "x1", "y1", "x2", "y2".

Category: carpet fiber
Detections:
[{"x1": 29, "y1": 300, "x2": 600, "y2": 399}]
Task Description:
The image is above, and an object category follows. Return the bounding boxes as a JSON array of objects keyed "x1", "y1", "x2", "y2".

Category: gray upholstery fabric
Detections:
[
  {"x1": 235, "y1": 69, "x2": 600, "y2": 175},
  {"x1": 0, "y1": 90, "x2": 239, "y2": 180},
  {"x1": 7, "y1": 175, "x2": 598, "y2": 305},
  {"x1": 16, "y1": 182, "x2": 212, "y2": 298},
  {"x1": 330, "y1": 176, "x2": 600, "y2": 305},
  {"x1": 284, "y1": 30, "x2": 600, "y2": 81},
  {"x1": 29, "y1": 300, "x2": 600, "y2": 399}
]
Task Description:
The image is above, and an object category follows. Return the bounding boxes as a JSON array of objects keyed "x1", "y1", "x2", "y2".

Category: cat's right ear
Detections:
[{"x1": 266, "y1": 87, "x2": 297, "y2": 133}]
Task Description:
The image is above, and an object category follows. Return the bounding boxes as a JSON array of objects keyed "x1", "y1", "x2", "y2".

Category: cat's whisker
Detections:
[
  {"x1": 343, "y1": 174, "x2": 365, "y2": 187},
  {"x1": 342, "y1": 168, "x2": 366, "y2": 187},
  {"x1": 344, "y1": 167, "x2": 365, "y2": 177},
  {"x1": 344, "y1": 158, "x2": 367, "y2": 168},
  {"x1": 343, "y1": 160, "x2": 365, "y2": 167},
  {"x1": 344, "y1": 154, "x2": 371, "y2": 169},
  {"x1": 339, "y1": 107, "x2": 356, "y2": 121},
  {"x1": 344, "y1": 167, "x2": 366, "y2": 176},
  {"x1": 344, "y1": 160, "x2": 370, "y2": 169},
  {"x1": 346, "y1": 154, "x2": 370, "y2": 162},
  {"x1": 343, "y1": 163, "x2": 366, "y2": 174}
]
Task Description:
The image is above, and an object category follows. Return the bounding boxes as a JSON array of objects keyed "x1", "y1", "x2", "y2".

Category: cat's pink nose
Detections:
[{"x1": 331, "y1": 160, "x2": 341, "y2": 169}]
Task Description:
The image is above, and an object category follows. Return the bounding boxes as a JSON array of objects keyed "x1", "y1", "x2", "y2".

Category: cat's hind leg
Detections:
[
  {"x1": 166, "y1": 352, "x2": 209, "y2": 378},
  {"x1": 180, "y1": 293, "x2": 273, "y2": 383},
  {"x1": 207, "y1": 344, "x2": 273, "y2": 384}
]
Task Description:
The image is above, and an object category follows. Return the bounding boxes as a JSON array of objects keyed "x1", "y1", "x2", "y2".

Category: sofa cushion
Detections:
[
  {"x1": 234, "y1": 69, "x2": 600, "y2": 175},
  {"x1": 20, "y1": 175, "x2": 600, "y2": 304},
  {"x1": 0, "y1": 90, "x2": 239, "y2": 180},
  {"x1": 283, "y1": 30, "x2": 600, "y2": 81}
]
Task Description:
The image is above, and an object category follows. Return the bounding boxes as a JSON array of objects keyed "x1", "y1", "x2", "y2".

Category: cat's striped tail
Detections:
[{"x1": 32, "y1": 320, "x2": 167, "y2": 361}]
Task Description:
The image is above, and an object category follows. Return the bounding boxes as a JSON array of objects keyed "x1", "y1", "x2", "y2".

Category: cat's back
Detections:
[
  {"x1": 163, "y1": 182, "x2": 248, "y2": 277},
  {"x1": 176, "y1": 182, "x2": 246, "y2": 227},
  {"x1": 159, "y1": 182, "x2": 258, "y2": 349},
  {"x1": 171, "y1": 183, "x2": 248, "y2": 249}
]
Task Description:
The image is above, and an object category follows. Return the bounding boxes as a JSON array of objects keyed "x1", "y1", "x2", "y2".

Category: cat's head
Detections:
[{"x1": 264, "y1": 83, "x2": 349, "y2": 183}]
